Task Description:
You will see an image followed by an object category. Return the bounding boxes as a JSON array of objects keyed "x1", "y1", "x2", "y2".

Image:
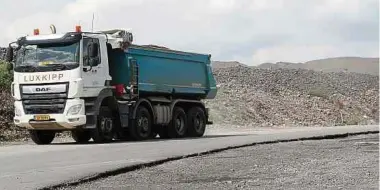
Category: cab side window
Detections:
[{"x1": 83, "y1": 38, "x2": 101, "y2": 67}]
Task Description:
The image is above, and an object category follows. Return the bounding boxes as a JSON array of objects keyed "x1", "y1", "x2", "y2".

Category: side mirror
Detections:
[
  {"x1": 89, "y1": 58, "x2": 99, "y2": 67},
  {"x1": 88, "y1": 42, "x2": 99, "y2": 58},
  {"x1": 5, "y1": 46, "x2": 14, "y2": 62}
]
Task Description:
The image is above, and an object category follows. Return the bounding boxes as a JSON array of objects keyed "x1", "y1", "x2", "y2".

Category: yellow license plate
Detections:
[{"x1": 34, "y1": 115, "x2": 50, "y2": 121}]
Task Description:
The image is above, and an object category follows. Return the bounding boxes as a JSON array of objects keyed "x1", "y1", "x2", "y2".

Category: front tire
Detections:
[
  {"x1": 91, "y1": 106, "x2": 115, "y2": 143},
  {"x1": 129, "y1": 106, "x2": 152, "y2": 141},
  {"x1": 186, "y1": 107, "x2": 206, "y2": 137},
  {"x1": 29, "y1": 130, "x2": 55, "y2": 145}
]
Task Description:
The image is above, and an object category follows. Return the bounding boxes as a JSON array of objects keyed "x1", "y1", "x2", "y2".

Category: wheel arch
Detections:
[
  {"x1": 132, "y1": 98, "x2": 155, "y2": 121},
  {"x1": 92, "y1": 88, "x2": 116, "y2": 115},
  {"x1": 170, "y1": 99, "x2": 206, "y2": 117},
  {"x1": 131, "y1": 98, "x2": 206, "y2": 124}
]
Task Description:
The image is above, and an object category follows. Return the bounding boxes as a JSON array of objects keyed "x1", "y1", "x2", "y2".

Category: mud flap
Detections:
[
  {"x1": 205, "y1": 108, "x2": 213, "y2": 125},
  {"x1": 117, "y1": 101, "x2": 130, "y2": 128}
]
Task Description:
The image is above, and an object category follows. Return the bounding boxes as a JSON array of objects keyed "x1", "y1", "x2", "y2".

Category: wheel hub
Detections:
[
  {"x1": 101, "y1": 118, "x2": 113, "y2": 134},
  {"x1": 138, "y1": 116, "x2": 149, "y2": 135},
  {"x1": 194, "y1": 114, "x2": 203, "y2": 131},
  {"x1": 175, "y1": 117, "x2": 185, "y2": 133}
]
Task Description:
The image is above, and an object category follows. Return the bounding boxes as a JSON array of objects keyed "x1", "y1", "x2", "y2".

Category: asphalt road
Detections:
[
  {"x1": 0, "y1": 125, "x2": 378, "y2": 190},
  {"x1": 65, "y1": 133, "x2": 379, "y2": 190}
]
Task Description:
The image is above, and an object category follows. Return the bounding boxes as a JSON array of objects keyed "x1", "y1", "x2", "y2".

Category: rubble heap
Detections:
[{"x1": 205, "y1": 66, "x2": 379, "y2": 127}]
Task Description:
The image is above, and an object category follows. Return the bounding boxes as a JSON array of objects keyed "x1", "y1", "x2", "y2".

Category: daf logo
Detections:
[
  {"x1": 35, "y1": 87, "x2": 51, "y2": 92},
  {"x1": 22, "y1": 84, "x2": 67, "y2": 94}
]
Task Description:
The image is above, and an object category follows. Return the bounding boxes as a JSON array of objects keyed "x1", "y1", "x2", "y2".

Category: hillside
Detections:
[
  {"x1": 256, "y1": 62, "x2": 303, "y2": 69},
  {"x1": 303, "y1": 57, "x2": 379, "y2": 75},
  {"x1": 256, "y1": 57, "x2": 379, "y2": 75},
  {"x1": 211, "y1": 61, "x2": 247, "y2": 69}
]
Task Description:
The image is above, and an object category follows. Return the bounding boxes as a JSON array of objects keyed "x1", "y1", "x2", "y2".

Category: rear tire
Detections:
[
  {"x1": 186, "y1": 107, "x2": 206, "y2": 137},
  {"x1": 129, "y1": 106, "x2": 152, "y2": 141},
  {"x1": 168, "y1": 107, "x2": 187, "y2": 138},
  {"x1": 71, "y1": 130, "x2": 91, "y2": 143},
  {"x1": 29, "y1": 130, "x2": 55, "y2": 145},
  {"x1": 91, "y1": 106, "x2": 115, "y2": 143}
]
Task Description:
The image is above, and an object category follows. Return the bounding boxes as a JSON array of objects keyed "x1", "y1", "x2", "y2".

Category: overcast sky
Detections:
[{"x1": 0, "y1": 0, "x2": 378, "y2": 65}]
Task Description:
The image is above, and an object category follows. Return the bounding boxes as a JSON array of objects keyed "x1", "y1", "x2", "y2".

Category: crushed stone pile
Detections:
[{"x1": 205, "y1": 66, "x2": 379, "y2": 127}]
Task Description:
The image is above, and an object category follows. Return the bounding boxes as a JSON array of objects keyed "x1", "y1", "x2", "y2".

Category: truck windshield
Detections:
[{"x1": 14, "y1": 42, "x2": 80, "y2": 72}]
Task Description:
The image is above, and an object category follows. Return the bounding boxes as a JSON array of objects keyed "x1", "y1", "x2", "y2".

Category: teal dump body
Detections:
[{"x1": 109, "y1": 45, "x2": 217, "y2": 99}]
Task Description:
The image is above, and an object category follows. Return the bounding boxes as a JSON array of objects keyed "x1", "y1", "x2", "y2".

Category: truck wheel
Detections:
[
  {"x1": 186, "y1": 107, "x2": 206, "y2": 137},
  {"x1": 130, "y1": 106, "x2": 152, "y2": 140},
  {"x1": 91, "y1": 106, "x2": 114, "y2": 143},
  {"x1": 71, "y1": 130, "x2": 91, "y2": 143},
  {"x1": 29, "y1": 130, "x2": 55, "y2": 145},
  {"x1": 168, "y1": 107, "x2": 187, "y2": 138}
]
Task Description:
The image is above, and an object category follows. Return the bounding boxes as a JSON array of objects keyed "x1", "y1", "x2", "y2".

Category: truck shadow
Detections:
[{"x1": 52, "y1": 134, "x2": 251, "y2": 145}]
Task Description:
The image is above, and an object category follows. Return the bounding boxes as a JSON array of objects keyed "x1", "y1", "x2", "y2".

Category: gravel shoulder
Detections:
[{"x1": 63, "y1": 133, "x2": 379, "y2": 190}]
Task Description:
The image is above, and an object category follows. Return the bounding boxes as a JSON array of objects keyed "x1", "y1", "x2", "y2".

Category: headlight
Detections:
[
  {"x1": 67, "y1": 104, "x2": 82, "y2": 115},
  {"x1": 15, "y1": 108, "x2": 21, "y2": 116}
]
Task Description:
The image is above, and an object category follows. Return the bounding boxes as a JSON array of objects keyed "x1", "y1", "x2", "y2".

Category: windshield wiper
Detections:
[
  {"x1": 15, "y1": 65, "x2": 39, "y2": 72},
  {"x1": 47, "y1": 63, "x2": 69, "y2": 71}
]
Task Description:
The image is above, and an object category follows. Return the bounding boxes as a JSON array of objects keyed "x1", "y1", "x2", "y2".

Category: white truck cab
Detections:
[{"x1": 6, "y1": 26, "x2": 133, "y2": 144}]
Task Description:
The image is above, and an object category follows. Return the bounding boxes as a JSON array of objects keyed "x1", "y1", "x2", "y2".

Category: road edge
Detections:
[{"x1": 41, "y1": 127, "x2": 379, "y2": 190}]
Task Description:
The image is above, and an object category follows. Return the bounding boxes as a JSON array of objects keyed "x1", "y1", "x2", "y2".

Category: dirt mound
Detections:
[{"x1": 205, "y1": 66, "x2": 379, "y2": 127}]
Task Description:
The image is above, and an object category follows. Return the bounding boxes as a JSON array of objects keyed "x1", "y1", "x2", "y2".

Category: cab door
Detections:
[{"x1": 81, "y1": 36, "x2": 110, "y2": 97}]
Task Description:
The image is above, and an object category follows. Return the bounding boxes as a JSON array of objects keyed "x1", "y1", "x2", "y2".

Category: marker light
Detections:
[
  {"x1": 33, "y1": 29, "x2": 39, "y2": 35},
  {"x1": 75, "y1": 25, "x2": 82, "y2": 32},
  {"x1": 114, "y1": 84, "x2": 125, "y2": 96}
]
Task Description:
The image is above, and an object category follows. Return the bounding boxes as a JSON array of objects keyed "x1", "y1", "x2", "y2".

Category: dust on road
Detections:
[{"x1": 62, "y1": 133, "x2": 379, "y2": 190}]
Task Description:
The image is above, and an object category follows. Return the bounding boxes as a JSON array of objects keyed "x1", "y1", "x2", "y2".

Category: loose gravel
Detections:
[
  {"x1": 205, "y1": 66, "x2": 379, "y2": 127},
  {"x1": 62, "y1": 133, "x2": 379, "y2": 190}
]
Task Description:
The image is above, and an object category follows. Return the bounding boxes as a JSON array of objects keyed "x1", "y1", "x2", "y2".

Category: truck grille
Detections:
[{"x1": 20, "y1": 83, "x2": 68, "y2": 114}]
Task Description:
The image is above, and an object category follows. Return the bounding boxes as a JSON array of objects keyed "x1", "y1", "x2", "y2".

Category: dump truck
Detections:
[{"x1": 5, "y1": 25, "x2": 217, "y2": 144}]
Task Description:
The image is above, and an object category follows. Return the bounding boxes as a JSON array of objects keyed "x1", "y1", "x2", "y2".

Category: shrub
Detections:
[{"x1": 0, "y1": 61, "x2": 12, "y2": 90}]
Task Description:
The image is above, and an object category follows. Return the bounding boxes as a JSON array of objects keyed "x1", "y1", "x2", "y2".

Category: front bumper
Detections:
[{"x1": 13, "y1": 99, "x2": 86, "y2": 130}]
